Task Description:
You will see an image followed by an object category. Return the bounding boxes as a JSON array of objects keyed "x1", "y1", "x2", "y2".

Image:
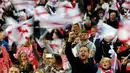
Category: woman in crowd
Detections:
[
  {"x1": 49, "y1": 54, "x2": 65, "y2": 73},
  {"x1": 0, "y1": 42, "x2": 11, "y2": 73},
  {"x1": 49, "y1": 29, "x2": 63, "y2": 53},
  {"x1": 0, "y1": 0, "x2": 130, "y2": 73},
  {"x1": 16, "y1": 52, "x2": 33, "y2": 73},
  {"x1": 44, "y1": 40, "x2": 72, "y2": 73},
  {"x1": 71, "y1": 23, "x2": 82, "y2": 36},
  {"x1": 14, "y1": 39, "x2": 35, "y2": 62},
  {"x1": 32, "y1": 39, "x2": 65, "y2": 73}
]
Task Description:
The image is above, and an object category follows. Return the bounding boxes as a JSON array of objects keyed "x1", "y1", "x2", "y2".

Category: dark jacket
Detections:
[
  {"x1": 95, "y1": 39, "x2": 118, "y2": 63},
  {"x1": 89, "y1": 35, "x2": 101, "y2": 49},
  {"x1": 106, "y1": 19, "x2": 118, "y2": 29},
  {"x1": 118, "y1": 49, "x2": 130, "y2": 60},
  {"x1": 65, "y1": 41, "x2": 97, "y2": 73},
  {"x1": 121, "y1": 64, "x2": 130, "y2": 73}
]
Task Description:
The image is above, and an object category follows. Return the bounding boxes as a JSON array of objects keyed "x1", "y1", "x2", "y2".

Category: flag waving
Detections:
[
  {"x1": 5, "y1": 17, "x2": 33, "y2": 45},
  {"x1": 97, "y1": 20, "x2": 117, "y2": 40},
  {"x1": 118, "y1": 19, "x2": 130, "y2": 42}
]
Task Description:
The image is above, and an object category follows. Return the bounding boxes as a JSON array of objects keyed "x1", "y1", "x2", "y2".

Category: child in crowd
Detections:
[{"x1": 97, "y1": 57, "x2": 114, "y2": 73}]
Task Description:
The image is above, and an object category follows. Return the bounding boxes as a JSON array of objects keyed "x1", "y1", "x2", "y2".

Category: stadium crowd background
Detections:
[{"x1": 0, "y1": 0, "x2": 130, "y2": 73}]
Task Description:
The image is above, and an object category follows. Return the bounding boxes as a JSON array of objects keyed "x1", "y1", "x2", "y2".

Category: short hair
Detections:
[
  {"x1": 81, "y1": 30, "x2": 88, "y2": 33},
  {"x1": 9, "y1": 65, "x2": 21, "y2": 73},
  {"x1": 110, "y1": 12, "x2": 117, "y2": 17},
  {"x1": 100, "y1": 57, "x2": 112, "y2": 66},
  {"x1": 78, "y1": 30, "x2": 88, "y2": 37},
  {"x1": 53, "y1": 54, "x2": 62, "y2": 65},
  {"x1": 33, "y1": 69, "x2": 45, "y2": 73},
  {"x1": 91, "y1": 25, "x2": 97, "y2": 29},
  {"x1": 87, "y1": 4, "x2": 92, "y2": 7},
  {"x1": 80, "y1": 45, "x2": 89, "y2": 52}
]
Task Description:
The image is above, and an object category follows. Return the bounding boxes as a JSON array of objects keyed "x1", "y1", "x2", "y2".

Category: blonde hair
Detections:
[
  {"x1": 33, "y1": 69, "x2": 45, "y2": 73},
  {"x1": 72, "y1": 23, "x2": 82, "y2": 32},
  {"x1": 100, "y1": 57, "x2": 112, "y2": 66},
  {"x1": 19, "y1": 52, "x2": 29, "y2": 62}
]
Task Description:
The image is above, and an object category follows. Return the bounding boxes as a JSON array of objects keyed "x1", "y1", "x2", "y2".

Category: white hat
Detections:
[{"x1": 122, "y1": 2, "x2": 130, "y2": 9}]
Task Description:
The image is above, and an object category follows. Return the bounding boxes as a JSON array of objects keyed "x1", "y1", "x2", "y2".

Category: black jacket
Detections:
[
  {"x1": 65, "y1": 41, "x2": 97, "y2": 73},
  {"x1": 106, "y1": 19, "x2": 118, "y2": 29},
  {"x1": 95, "y1": 39, "x2": 118, "y2": 63}
]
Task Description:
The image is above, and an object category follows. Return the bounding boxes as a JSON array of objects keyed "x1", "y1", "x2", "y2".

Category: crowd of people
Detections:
[{"x1": 0, "y1": 0, "x2": 130, "y2": 73}]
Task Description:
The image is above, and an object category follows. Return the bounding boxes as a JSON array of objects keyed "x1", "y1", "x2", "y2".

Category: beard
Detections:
[{"x1": 80, "y1": 39, "x2": 87, "y2": 41}]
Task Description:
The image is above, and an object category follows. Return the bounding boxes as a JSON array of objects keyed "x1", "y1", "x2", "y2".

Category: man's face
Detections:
[
  {"x1": 110, "y1": 12, "x2": 116, "y2": 20},
  {"x1": 91, "y1": 28, "x2": 97, "y2": 37},
  {"x1": 99, "y1": 12, "x2": 104, "y2": 18},
  {"x1": 74, "y1": 37, "x2": 80, "y2": 44},
  {"x1": 79, "y1": 46, "x2": 89, "y2": 60},
  {"x1": 87, "y1": 5, "x2": 92, "y2": 11},
  {"x1": 85, "y1": 20, "x2": 91, "y2": 27},
  {"x1": 79, "y1": 33, "x2": 88, "y2": 41},
  {"x1": 9, "y1": 67, "x2": 20, "y2": 73}
]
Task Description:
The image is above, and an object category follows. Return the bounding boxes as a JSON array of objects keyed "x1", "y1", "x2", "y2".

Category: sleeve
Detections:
[
  {"x1": 90, "y1": 42, "x2": 96, "y2": 52},
  {"x1": 65, "y1": 41, "x2": 76, "y2": 65},
  {"x1": 93, "y1": 43, "x2": 96, "y2": 51},
  {"x1": 45, "y1": 44, "x2": 57, "y2": 54},
  {"x1": 74, "y1": 43, "x2": 80, "y2": 52},
  {"x1": 89, "y1": 58, "x2": 98, "y2": 73},
  {"x1": 32, "y1": 45, "x2": 41, "y2": 61},
  {"x1": 14, "y1": 46, "x2": 21, "y2": 59},
  {"x1": 2, "y1": 41, "x2": 9, "y2": 52},
  {"x1": 121, "y1": 64, "x2": 127, "y2": 73}
]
